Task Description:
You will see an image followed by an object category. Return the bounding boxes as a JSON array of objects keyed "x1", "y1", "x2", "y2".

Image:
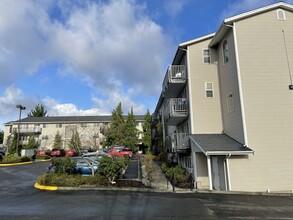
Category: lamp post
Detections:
[{"x1": 16, "y1": 104, "x2": 26, "y2": 156}]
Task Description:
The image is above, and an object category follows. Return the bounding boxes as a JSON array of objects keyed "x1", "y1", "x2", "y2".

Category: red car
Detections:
[
  {"x1": 65, "y1": 150, "x2": 77, "y2": 157},
  {"x1": 50, "y1": 148, "x2": 66, "y2": 157},
  {"x1": 108, "y1": 146, "x2": 133, "y2": 158},
  {"x1": 37, "y1": 150, "x2": 47, "y2": 156}
]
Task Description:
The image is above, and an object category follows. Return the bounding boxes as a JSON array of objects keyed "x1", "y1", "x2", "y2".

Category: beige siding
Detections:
[
  {"x1": 217, "y1": 30, "x2": 245, "y2": 144},
  {"x1": 188, "y1": 39, "x2": 223, "y2": 134},
  {"x1": 229, "y1": 9, "x2": 293, "y2": 191},
  {"x1": 195, "y1": 152, "x2": 209, "y2": 189}
]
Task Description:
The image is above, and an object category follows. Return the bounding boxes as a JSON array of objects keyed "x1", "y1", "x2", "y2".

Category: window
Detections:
[
  {"x1": 227, "y1": 94, "x2": 234, "y2": 113},
  {"x1": 223, "y1": 40, "x2": 229, "y2": 64},
  {"x1": 43, "y1": 124, "x2": 49, "y2": 128},
  {"x1": 56, "y1": 123, "x2": 62, "y2": 128},
  {"x1": 202, "y1": 49, "x2": 211, "y2": 64},
  {"x1": 42, "y1": 135, "x2": 48, "y2": 140},
  {"x1": 205, "y1": 82, "x2": 214, "y2": 98},
  {"x1": 277, "y1": 9, "x2": 286, "y2": 20}
]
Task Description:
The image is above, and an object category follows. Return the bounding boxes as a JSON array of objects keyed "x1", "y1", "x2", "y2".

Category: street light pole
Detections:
[{"x1": 16, "y1": 104, "x2": 26, "y2": 156}]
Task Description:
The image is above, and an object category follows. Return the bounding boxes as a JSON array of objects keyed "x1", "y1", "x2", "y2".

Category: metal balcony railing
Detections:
[
  {"x1": 165, "y1": 98, "x2": 188, "y2": 117},
  {"x1": 165, "y1": 133, "x2": 190, "y2": 152},
  {"x1": 162, "y1": 65, "x2": 186, "y2": 90},
  {"x1": 13, "y1": 127, "x2": 42, "y2": 134}
]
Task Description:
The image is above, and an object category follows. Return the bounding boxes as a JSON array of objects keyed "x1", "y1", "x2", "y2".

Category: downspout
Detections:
[
  {"x1": 207, "y1": 155, "x2": 213, "y2": 190},
  {"x1": 225, "y1": 153, "x2": 232, "y2": 191},
  {"x1": 224, "y1": 22, "x2": 248, "y2": 146}
]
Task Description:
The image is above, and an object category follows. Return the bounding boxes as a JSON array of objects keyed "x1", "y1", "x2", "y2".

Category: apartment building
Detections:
[
  {"x1": 152, "y1": 2, "x2": 293, "y2": 192},
  {"x1": 3, "y1": 115, "x2": 144, "y2": 150}
]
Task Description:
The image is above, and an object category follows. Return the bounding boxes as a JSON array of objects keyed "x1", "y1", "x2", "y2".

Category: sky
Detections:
[{"x1": 1, "y1": 0, "x2": 293, "y2": 129}]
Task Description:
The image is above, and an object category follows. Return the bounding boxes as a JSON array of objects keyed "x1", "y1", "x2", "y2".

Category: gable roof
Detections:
[
  {"x1": 5, "y1": 115, "x2": 145, "y2": 125},
  {"x1": 190, "y1": 134, "x2": 254, "y2": 156},
  {"x1": 209, "y1": 2, "x2": 293, "y2": 47}
]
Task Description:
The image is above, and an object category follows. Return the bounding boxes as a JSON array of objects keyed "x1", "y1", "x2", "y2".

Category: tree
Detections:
[
  {"x1": 68, "y1": 131, "x2": 81, "y2": 153},
  {"x1": 124, "y1": 108, "x2": 138, "y2": 150},
  {"x1": 105, "y1": 103, "x2": 126, "y2": 146},
  {"x1": 53, "y1": 131, "x2": 62, "y2": 149},
  {"x1": 27, "y1": 104, "x2": 48, "y2": 117},
  {"x1": 24, "y1": 135, "x2": 38, "y2": 149},
  {"x1": 0, "y1": 130, "x2": 3, "y2": 144},
  {"x1": 142, "y1": 109, "x2": 152, "y2": 153}
]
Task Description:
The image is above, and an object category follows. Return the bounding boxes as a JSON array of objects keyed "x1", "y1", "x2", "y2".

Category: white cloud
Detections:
[
  {"x1": 43, "y1": 97, "x2": 109, "y2": 116},
  {"x1": 0, "y1": 0, "x2": 172, "y2": 119}
]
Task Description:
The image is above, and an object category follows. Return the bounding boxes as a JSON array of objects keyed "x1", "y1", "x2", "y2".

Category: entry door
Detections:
[{"x1": 211, "y1": 156, "x2": 226, "y2": 190}]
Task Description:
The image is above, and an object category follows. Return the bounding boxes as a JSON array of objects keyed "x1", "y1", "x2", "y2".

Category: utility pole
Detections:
[{"x1": 16, "y1": 104, "x2": 26, "y2": 156}]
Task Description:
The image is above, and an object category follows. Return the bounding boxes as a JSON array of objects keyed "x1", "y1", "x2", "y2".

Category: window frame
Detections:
[
  {"x1": 205, "y1": 82, "x2": 214, "y2": 98},
  {"x1": 277, "y1": 9, "x2": 286, "y2": 21},
  {"x1": 202, "y1": 48, "x2": 211, "y2": 64},
  {"x1": 223, "y1": 39, "x2": 229, "y2": 64}
]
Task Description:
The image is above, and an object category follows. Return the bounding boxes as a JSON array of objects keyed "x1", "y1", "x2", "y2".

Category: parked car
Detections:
[
  {"x1": 107, "y1": 146, "x2": 133, "y2": 158},
  {"x1": 48, "y1": 157, "x2": 99, "y2": 176},
  {"x1": 73, "y1": 157, "x2": 99, "y2": 175},
  {"x1": 65, "y1": 150, "x2": 77, "y2": 157},
  {"x1": 50, "y1": 148, "x2": 66, "y2": 157},
  {"x1": 37, "y1": 150, "x2": 49, "y2": 156}
]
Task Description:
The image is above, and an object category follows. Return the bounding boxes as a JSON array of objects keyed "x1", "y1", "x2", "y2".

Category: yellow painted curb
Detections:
[
  {"x1": 0, "y1": 161, "x2": 33, "y2": 167},
  {"x1": 34, "y1": 182, "x2": 58, "y2": 191}
]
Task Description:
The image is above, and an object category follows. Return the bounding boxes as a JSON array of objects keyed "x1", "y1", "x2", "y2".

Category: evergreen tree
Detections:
[
  {"x1": 142, "y1": 109, "x2": 152, "y2": 153},
  {"x1": 124, "y1": 108, "x2": 138, "y2": 150},
  {"x1": 53, "y1": 131, "x2": 62, "y2": 149},
  {"x1": 28, "y1": 104, "x2": 48, "y2": 117},
  {"x1": 68, "y1": 131, "x2": 81, "y2": 153},
  {"x1": 24, "y1": 135, "x2": 38, "y2": 149},
  {"x1": 105, "y1": 103, "x2": 126, "y2": 146}
]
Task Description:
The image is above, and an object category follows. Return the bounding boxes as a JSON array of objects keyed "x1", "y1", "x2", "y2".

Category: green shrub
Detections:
[
  {"x1": 99, "y1": 156, "x2": 126, "y2": 184},
  {"x1": 51, "y1": 157, "x2": 76, "y2": 175},
  {"x1": 36, "y1": 173, "x2": 109, "y2": 187},
  {"x1": 36, "y1": 154, "x2": 51, "y2": 160},
  {"x1": 1, "y1": 155, "x2": 31, "y2": 163},
  {"x1": 162, "y1": 162, "x2": 190, "y2": 188}
]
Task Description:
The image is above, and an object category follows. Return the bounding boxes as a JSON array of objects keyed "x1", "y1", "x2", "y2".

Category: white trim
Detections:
[
  {"x1": 277, "y1": 9, "x2": 286, "y2": 20},
  {"x1": 224, "y1": 2, "x2": 293, "y2": 24},
  {"x1": 233, "y1": 22, "x2": 249, "y2": 146},
  {"x1": 226, "y1": 157, "x2": 231, "y2": 191},
  {"x1": 180, "y1": 33, "x2": 215, "y2": 47},
  {"x1": 207, "y1": 155, "x2": 213, "y2": 190},
  {"x1": 187, "y1": 47, "x2": 195, "y2": 134},
  {"x1": 205, "y1": 82, "x2": 214, "y2": 98},
  {"x1": 202, "y1": 48, "x2": 211, "y2": 64},
  {"x1": 206, "y1": 151, "x2": 254, "y2": 156}
]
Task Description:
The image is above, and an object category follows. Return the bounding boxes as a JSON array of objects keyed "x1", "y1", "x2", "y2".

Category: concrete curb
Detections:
[
  {"x1": 33, "y1": 182, "x2": 293, "y2": 196},
  {"x1": 0, "y1": 161, "x2": 33, "y2": 167},
  {"x1": 34, "y1": 182, "x2": 58, "y2": 191},
  {"x1": 0, "y1": 159, "x2": 50, "y2": 167}
]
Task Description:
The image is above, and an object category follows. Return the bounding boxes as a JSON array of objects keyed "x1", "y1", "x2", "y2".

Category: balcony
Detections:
[
  {"x1": 13, "y1": 127, "x2": 42, "y2": 134},
  {"x1": 162, "y1": 65, "x2": 187, "y2": 98},
  {"x1": 164, "y1": 98, "x2": 188, "y2": 126},
  {"x1": 165, "y1": 133, "x2": 190, "y2": 153}
]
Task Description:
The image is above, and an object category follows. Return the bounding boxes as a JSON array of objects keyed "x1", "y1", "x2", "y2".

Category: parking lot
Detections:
[{"x1": 1, "y1": 159, "x2": 293, "y2": 219}]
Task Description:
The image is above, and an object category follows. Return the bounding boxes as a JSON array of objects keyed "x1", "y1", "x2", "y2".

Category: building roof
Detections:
[
  {"x1": 5, "y1": 115, "x2": 145, "y2": 125},
  {"x1": 209, "y1": 2, "x2": 293, "y2": 47},
  {"x1": 190, "y1": 134, "x2": 254, "y2": 156}
]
